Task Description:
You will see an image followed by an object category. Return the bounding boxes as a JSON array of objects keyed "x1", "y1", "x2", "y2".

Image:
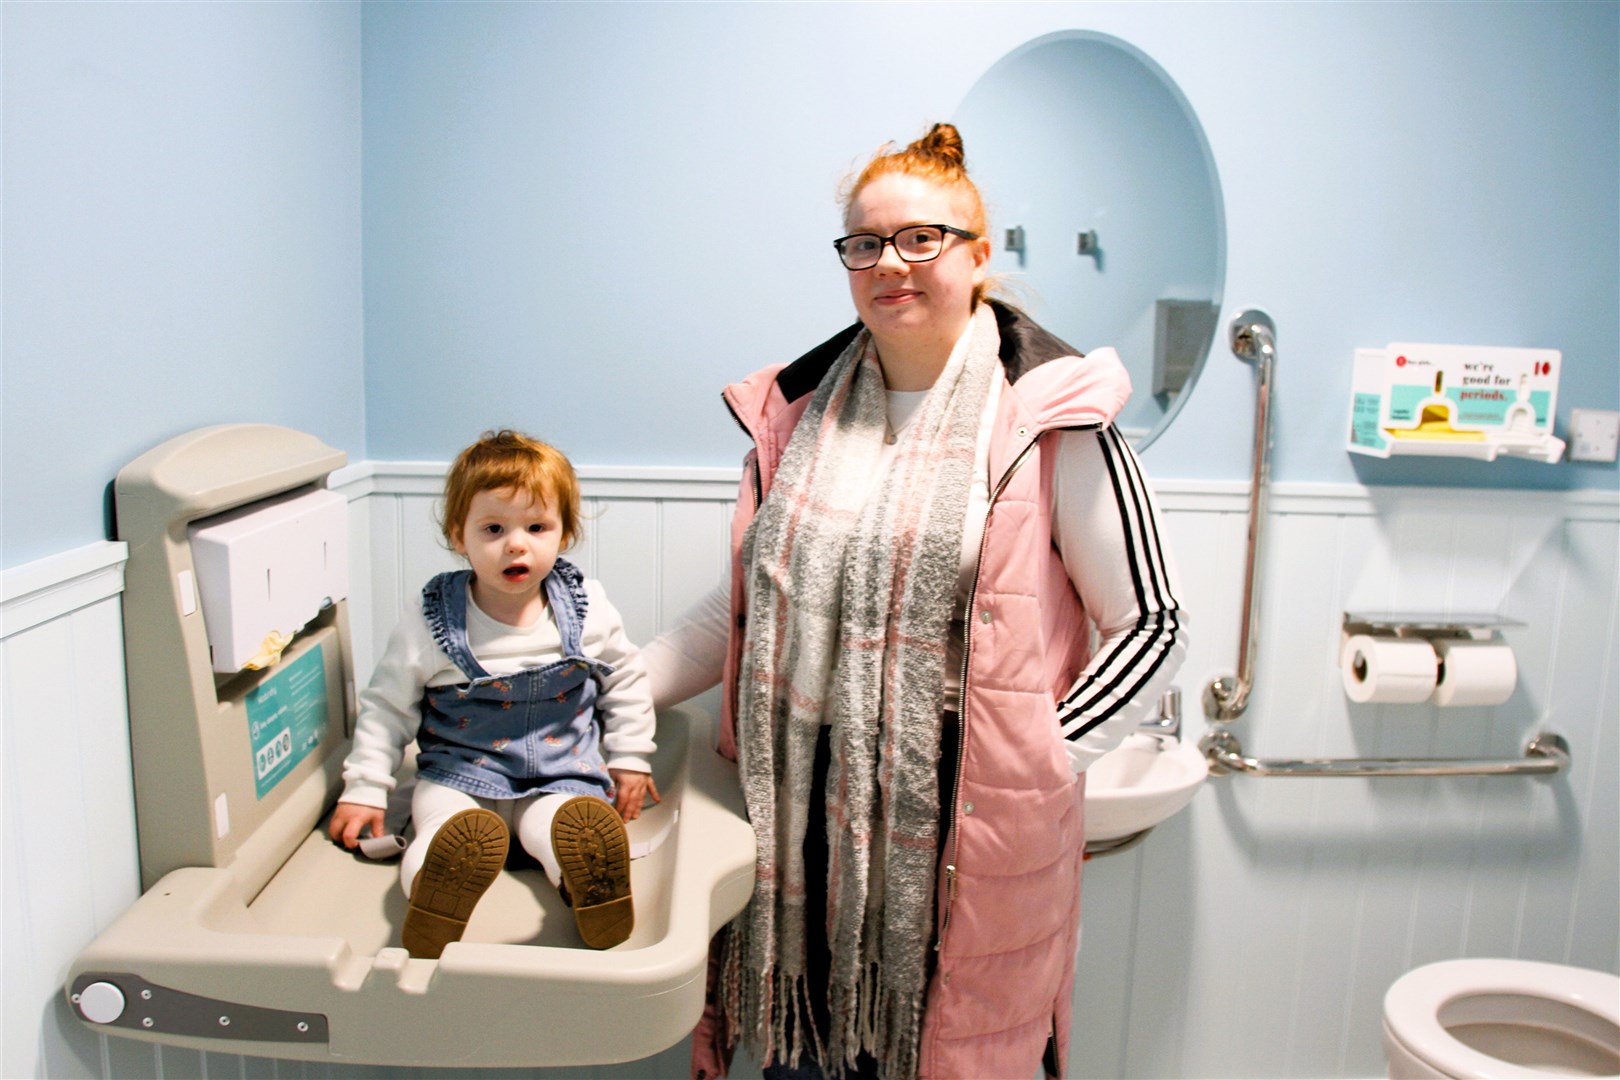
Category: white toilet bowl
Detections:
[{"x1": 1383, "y1": 958, "x2": 1620, "y2": 1079}]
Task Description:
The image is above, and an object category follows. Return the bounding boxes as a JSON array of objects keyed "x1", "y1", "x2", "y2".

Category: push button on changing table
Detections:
[{"x1": 76, "y1": 981, "x2": 126, "y2": 1024}]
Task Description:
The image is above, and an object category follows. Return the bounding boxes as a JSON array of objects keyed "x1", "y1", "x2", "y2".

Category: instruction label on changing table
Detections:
[{"x1": 244, "y1": 644, "x2": 326, "y2": 798}]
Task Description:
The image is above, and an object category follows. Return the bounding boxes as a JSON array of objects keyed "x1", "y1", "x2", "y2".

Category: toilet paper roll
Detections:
[
  {"x1": 1341, "y1": 634, "x2": 1438, "y2": 704},
  {"x1": 1432, "y1": 638, "x2": 1517, "y2": 707}
]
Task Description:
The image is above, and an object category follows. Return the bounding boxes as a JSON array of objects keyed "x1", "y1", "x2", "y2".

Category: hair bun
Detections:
[{"x1": 910, "y1": 122, "x2": 966, "y2": 169}]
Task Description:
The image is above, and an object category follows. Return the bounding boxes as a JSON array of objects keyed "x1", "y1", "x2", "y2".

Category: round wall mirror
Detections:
[{"x1": 956, "y1": 31, "x2": 1225, "y2": 449}]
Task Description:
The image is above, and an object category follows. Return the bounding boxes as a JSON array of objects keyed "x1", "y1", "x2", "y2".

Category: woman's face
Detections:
[{"x1": 843, "y1": 172, "x2": 989, "y2": 350}]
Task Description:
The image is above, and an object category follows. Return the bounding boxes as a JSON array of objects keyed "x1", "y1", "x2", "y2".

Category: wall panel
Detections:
[
  {"x1": 3, "y1": 479, "x2": 1614, "y2": 1079},
  {"x1": 1, "y1": 545, "x2": 142, "y2": 1080}
]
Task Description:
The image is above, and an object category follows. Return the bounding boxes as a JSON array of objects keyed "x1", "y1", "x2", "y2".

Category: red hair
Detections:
[{"x1": 441, "y1": 430, "x2": 582, "y2": 551}]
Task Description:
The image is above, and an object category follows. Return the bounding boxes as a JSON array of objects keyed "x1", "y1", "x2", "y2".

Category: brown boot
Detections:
[
  {"x1": 402, "y1": 808, "x2": 508, "y2": 959},
  {"x1": 551, "y1": 796, "x2": 633, "y2": 949}
]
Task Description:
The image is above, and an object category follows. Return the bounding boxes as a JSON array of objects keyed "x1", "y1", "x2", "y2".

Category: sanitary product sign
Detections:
[
  {"x1": 1347, "y1": 343, "x2": 1562, "y2": 461},
  {"x1": 244, "y1": 644, "x2": 326, "y2": 798}
]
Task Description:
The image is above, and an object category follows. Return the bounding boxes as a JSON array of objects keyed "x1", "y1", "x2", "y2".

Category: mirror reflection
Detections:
[{"x1": 956, "y1": 32, "x2": 1225, "y2": 448}]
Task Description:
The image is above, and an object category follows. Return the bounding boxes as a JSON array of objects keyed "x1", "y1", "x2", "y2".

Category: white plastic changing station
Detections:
[{"x1": 66, "y1": 424, "x2": 756, "y2": 1067}]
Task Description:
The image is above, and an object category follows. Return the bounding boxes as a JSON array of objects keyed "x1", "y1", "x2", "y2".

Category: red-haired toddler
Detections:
[{"x1": 330, "y1": 430, "x2": 656, "y2": 955}]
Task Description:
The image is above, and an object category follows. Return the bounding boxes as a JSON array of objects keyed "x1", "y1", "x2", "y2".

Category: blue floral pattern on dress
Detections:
[{"x1": 414, "y1": 561, "x2": 615, "y2": 801}]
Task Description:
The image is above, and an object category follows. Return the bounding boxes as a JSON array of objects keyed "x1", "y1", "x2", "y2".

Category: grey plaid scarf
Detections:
[{"x1": 720, "y1": 305, "x2": 999, "y2": 1080}]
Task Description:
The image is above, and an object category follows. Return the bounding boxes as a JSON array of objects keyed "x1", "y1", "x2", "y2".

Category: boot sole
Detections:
[
  {"x1": 552, "y1": 796, "x2": 633, "y2": 949},
  {"x1": 402, "y1": 807, "x2": 508, "y2": 959}
]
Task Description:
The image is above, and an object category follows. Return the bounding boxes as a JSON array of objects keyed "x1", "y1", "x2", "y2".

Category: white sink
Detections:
[{"x1": 1083, "y1": 733, "x2": 1209, "y2": 843}]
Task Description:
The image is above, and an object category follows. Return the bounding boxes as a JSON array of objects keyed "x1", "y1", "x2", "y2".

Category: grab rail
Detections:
[
  {"x1": 1196, "y1": 309, "x2": 1573, "y2": 781},
  {"x1": 1203, "y1": 309, "x2": 1276, "y2": 722},
  {"x1": 1201, "y1": 729, "x2": 1570, "y2": 778}
]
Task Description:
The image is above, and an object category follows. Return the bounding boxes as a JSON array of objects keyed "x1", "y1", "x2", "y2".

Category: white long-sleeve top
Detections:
[
  {"x1": 339, "y1": 576, "x2": 657, "y2": 810},
  {"x1": 642, "y1": 386, "x2": 1187, "y2": 775}
]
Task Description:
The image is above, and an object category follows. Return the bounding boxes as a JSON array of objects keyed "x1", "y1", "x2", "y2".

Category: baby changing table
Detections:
[{"x1": 66, "y1": 424, "x2": 756, "y2": 1067}]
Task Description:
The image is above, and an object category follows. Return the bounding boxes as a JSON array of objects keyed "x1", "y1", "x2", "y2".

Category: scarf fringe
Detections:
[
  {"x1": 721, "y1": 925, "x2": 830, "y2": 1071},
  {"x1": 828, "y1": 962, "x2": 926, "y2": 1080},
  {"x1": 725, "y1": 947, "x2": 928, "y2": 1079}
]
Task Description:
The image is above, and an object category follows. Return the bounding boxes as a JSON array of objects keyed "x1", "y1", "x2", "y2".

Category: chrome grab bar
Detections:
[
  {"x1": 1201, "y1": 729, "x2": 1570, "y2": 778},
  {"x1": 1204, "y1": 309, "x2": 1276, "y2": 722}
]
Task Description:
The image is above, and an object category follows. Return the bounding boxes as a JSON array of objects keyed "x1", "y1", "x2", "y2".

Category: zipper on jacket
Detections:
[{"x1": 936, "y1": 420, "x2": 1100, "y2": 950}]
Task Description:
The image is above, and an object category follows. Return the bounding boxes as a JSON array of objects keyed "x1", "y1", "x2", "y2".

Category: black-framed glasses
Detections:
[{"x1": 832, "y1": 224, "x2": 980, "y2": 271}]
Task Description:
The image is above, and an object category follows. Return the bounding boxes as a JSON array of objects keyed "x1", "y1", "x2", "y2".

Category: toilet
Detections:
[{"x1": 1383, "y1": 959, "x2": 1620, "y2": 1079}]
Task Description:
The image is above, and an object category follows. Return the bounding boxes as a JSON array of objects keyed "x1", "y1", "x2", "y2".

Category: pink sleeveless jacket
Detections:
[{"x1": 696, "y1": 303, "x2": 1132, "y2": 1080}]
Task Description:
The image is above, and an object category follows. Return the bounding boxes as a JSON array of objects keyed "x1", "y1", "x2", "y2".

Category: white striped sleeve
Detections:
[{"x1": 1050, "y1": 424, "x2": 1188, "y2": 772}]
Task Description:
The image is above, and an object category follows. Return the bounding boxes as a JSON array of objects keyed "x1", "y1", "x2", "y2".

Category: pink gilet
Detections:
[{"x1": 696, "y1": 308, "x2": 1130, "y2": 1080}]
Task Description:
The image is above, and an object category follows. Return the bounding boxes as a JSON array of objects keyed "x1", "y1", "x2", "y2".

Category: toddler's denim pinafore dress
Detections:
[{"x1": 414, "y1": 560, "x2": 616, "y2": 803}]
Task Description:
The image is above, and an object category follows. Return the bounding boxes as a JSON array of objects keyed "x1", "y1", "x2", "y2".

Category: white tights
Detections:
[{"x1": 401, "y1": 779, "x2": 582, "y2": 899}]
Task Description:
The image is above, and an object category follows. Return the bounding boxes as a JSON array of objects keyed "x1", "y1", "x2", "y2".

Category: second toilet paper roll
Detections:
[
  {"x1": 1341, "y1": 634, "x2": 1438, "y2": 703},
  {"x1": 1433, "y1": 638, "x2": 1517, "y2": 706}
]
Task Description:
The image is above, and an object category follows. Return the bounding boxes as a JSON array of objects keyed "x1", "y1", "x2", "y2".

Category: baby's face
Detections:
[{"x1": 453, "y1": 486, "x2": 563, "y2": 615}]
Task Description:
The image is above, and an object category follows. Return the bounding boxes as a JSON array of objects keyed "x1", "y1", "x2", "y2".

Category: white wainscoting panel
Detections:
[
  {"x1": 2, "y1": 542, "x2": 141, "y2": 1080},
  {"x1": 1078, "y1": 486, "x2": 1619, "y2": 1080},
  {"x1": 4, "y1": 471, "x2": 1614, "y2": 1080}
]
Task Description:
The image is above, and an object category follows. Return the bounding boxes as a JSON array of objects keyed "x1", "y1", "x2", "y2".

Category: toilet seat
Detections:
[{"x1": 1384, "y1": 958, "x2": 1620, "y2": 1079}]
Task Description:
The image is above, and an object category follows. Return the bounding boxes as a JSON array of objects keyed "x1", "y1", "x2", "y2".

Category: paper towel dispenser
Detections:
[{"x1": 189, "y1": 489, "x2": 349, "y2": 673}]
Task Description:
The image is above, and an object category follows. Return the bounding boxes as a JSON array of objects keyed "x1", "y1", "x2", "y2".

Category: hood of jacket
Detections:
[{"x1": 723, "y1": 300, "x2": 1131, "y2": 449}]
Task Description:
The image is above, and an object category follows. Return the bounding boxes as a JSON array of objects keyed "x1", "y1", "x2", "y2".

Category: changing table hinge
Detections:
[{"x1": 70, "y1": 972, "x2": 329, "y2": 1045}]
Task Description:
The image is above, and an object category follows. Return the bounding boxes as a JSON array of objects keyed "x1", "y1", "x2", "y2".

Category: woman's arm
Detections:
[
  {"x1": 1051, "y1": 425, "x2": 1189, "y2": 772},
  {"x1": 640, "y1": 572, "x2": 731, "y2": 709}
]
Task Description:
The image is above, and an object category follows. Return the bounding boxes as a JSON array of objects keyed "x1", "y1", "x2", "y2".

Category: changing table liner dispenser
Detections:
[{"x1": 66, "y1": 424, "x2": 756, "y2": 1067}]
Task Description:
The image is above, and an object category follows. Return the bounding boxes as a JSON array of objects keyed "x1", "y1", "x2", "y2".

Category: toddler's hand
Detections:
[
  {"x1": 610, "y1": 769, "x2": 660, "y2": 822},
  {"x1": 329, "y1": 801, "x2": 385, "y2": 849}
]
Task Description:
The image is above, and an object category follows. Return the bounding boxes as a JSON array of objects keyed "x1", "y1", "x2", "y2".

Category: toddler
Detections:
[{"x1": 330, "y1": 430, "x2": 657, "y2": 956}]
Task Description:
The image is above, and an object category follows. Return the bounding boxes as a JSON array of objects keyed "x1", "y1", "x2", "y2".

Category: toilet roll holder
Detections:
[
  {"x1": 1197, "y1": 310, "x2": 1570, "y2": 780},
  {"x1": 1340, "y1": 610, "x2": 1521, "y2": 640},
  {"x1": 1339, "y1": 611, "x2": 1519, "y2": 693}
]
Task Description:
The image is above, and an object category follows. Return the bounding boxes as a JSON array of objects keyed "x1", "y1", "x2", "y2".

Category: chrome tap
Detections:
[{"x1": 1138, "y1": 687, "x2": 1182, "y2": 744}]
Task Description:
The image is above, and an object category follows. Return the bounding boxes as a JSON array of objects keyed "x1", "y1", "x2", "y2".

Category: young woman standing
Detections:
[{"x1": 646, "y1": 124, "x2": 1187, "y2": 1080}]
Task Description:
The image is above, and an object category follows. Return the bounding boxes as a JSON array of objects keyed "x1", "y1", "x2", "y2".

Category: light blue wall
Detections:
[
  {"x1": 362, "y1": 1, "x2": 1617, "y2": 493},
  {"x1": 4, "y1": 1, "x2": 1615, "y2": 568},
  {"x1": 1, "y1": 1, "x2": 364, "y2": 570}
]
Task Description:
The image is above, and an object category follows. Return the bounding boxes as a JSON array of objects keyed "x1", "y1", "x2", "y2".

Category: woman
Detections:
[{"x1": 644, "y1": 124, "x2": 1187, "y2": 1080}]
